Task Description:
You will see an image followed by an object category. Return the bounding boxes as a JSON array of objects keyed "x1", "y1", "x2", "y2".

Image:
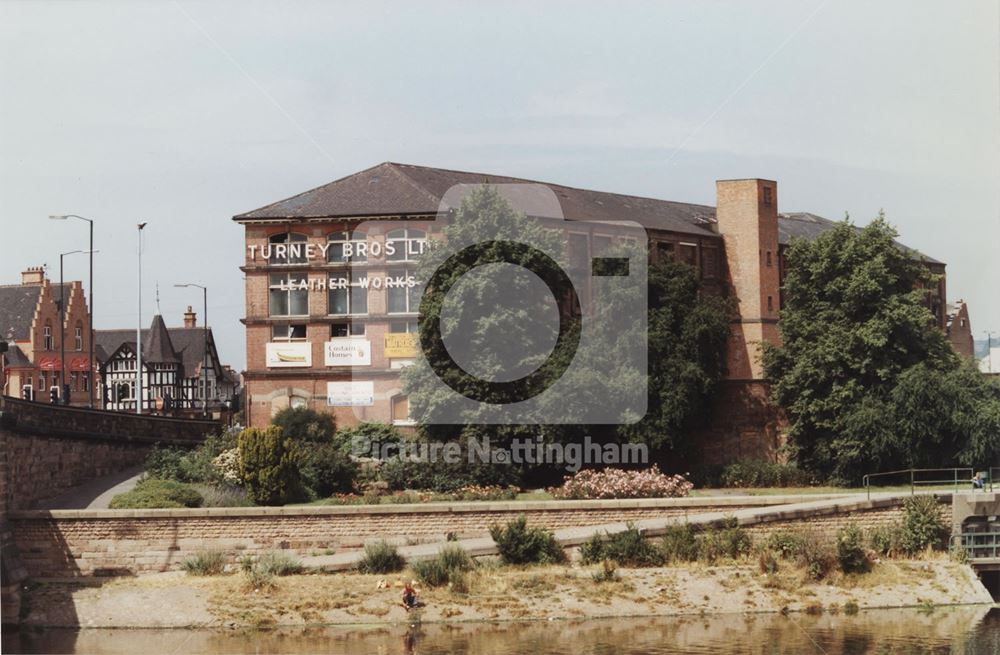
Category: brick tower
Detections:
[{"x1": 715, "y1": 179, "x2": 782, "y2": 380}]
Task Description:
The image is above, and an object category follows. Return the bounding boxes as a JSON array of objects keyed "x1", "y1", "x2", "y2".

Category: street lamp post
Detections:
[
  {"x1": 49, "y1": 215, "x2": 95, "y2": 407},
  {"x1": 58, "y1": 250, "x2": 96, "y2": 404},
  {"x1": 136, "y1": 223, "x2": 147, "y2": 414},
  {"x1": 175, "y1": 283, "x2": 208, "y2": 416}
]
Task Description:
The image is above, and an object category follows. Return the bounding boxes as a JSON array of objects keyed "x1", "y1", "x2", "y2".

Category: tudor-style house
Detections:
[{"x1": 96, "y1": 307, "x2": 237, "y2": 415}]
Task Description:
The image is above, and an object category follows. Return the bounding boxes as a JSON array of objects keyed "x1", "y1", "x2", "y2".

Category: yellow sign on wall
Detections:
[{"x1": 384, "y1": 332, "x2": 419, "y2": 358}]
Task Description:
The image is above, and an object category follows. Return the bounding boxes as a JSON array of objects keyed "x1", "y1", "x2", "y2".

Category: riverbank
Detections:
[{"x1": 20, "y1": 556, "x2": 991, "y2": 629}]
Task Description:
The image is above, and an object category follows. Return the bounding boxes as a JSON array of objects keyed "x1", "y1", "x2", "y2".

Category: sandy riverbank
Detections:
[{"x1": 20, "y1": 556, "x2": 992, "y2": 629}]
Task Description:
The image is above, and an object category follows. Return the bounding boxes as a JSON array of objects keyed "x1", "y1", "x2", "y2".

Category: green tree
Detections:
[
  {"x1": 765, "y1": 215, "x2": 1000, "y2": 483},
  {"x1": 238, "y1": 426, "x2": 304, "y2": 505}
]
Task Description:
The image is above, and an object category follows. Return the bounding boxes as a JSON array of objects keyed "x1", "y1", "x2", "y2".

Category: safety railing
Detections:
[
  {"x1": 862, "y1": 467, "x2": 974, "y2": 500},
  {"x1": 954, "y1": 529, "x2": 1000, "y2": 561}
]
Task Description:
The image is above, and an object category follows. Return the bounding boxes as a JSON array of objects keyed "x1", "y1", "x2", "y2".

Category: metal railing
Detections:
[
  {"x1": 954, "y1": 529, "x2": 1000, "y2": 561},
  {"x1": 862, "y1": 467, "x2": 974, "y2": 499}
]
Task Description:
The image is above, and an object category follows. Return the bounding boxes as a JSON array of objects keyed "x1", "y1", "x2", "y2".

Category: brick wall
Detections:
[{"x1": 5, "y1": 494, "x2": 920, "y2": 578}]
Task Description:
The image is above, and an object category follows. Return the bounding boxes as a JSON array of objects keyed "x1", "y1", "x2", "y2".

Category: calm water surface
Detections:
[{"x1": 5, "y1": 606, "x2": 1000, "y2": 654}]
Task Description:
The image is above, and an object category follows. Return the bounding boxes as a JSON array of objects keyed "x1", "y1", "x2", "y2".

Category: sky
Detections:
[{"x1": 1, "y1": 0, "x2": 998, "y2": 371}]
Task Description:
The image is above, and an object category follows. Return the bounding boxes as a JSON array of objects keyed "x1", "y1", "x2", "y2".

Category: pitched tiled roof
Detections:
[
  {"x1": 778, "y1": 212, "x2": 942, "y2": 264},
  {"x1": 233, "y1": 162, "x2": 940, "y2": 262},
  {"x1": 96, "y1": 321, "x2": 215, "y2": 378},
  {"x1": 0, "y1": 284, "x2": 42, "y2": 340},
  {"x1": 233, "y1": 162, "x2": 720, "y2": 237}
]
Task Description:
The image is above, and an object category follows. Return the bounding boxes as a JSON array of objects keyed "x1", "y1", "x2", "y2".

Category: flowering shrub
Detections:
[
  {"x1": 548, "y1": 466, "x2": 693, "y2": 499},
  {"x1": 450, "y1": 485, "x2": 519, "y2": 501},
  {"x1": 212, "y1": 448, "x2": 242, "y2": 485}
]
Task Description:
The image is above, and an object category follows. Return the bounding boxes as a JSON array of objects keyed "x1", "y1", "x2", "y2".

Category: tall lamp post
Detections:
[
  {"x1": 58, "y1": 249, "x2": 96, "y2": 404},
  {"x1": 175, "y1": 283, "x2": 208, "y2": 416},
  {"x1": 49, "y1": 215, "x2": 95, "y2": 407},
  {"x1": 136, "y1": 223, "x2": 147, "y2": 414}
]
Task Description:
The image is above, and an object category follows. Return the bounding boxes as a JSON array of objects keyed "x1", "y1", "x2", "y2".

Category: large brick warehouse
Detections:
[{"x1": 233, "y1": 162, "x2": 968, "y2": 462}]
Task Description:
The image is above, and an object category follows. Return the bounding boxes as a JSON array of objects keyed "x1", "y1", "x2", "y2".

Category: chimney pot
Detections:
[{"x1": 183, "y1": 305, "x2": 197, "y2": 328}]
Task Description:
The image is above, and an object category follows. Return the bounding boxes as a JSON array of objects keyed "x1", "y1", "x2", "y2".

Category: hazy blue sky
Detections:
[{"x1": 2, "y1": 0, "x2": 998, "y2": 370}]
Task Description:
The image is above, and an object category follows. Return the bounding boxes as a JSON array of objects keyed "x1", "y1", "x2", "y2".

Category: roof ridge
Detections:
[{"x1": 384, "y1": 163, "x2": 448, "y2": 208}]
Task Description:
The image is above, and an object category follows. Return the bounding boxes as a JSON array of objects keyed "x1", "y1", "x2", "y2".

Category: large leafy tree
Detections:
[{"x1": 765, "y1": 215, "x2": 1000, "y2": 483}]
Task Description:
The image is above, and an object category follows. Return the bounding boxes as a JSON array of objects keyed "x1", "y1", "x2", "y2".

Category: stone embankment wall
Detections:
[{"x1": 5, "y1": 494, "x2": 931, "y2": 578}]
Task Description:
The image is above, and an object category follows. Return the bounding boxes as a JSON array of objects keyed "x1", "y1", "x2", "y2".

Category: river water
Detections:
[{"x1": 5, "y1": 606, "x2": 1000, "y2": 654}]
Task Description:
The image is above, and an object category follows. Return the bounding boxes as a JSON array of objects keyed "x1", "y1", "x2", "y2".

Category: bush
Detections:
[
  {"x1": 697, "y1": 517, "x2": 751, "y2": 562},
  {"x1": 335, "y1": 421, "x2": 404, "y2": 454},
  {"x1": 719, "y1": 460, "x2": 816, "y2": 488},
  {"x1": 411, "y1": 545, "x2": 473, "y2": 588},
  {"x1": 109, "y1": 478, "x2": 203, "y2": 509},
  {"x1": 381, "y1": 453, "x2": 521, "y2": 493},
  {"x1": 272, "y1": 407, "x2": 336, "y2": 442},
  {"x1": 661, "y1": 523, "x2": 699, "y2": 563},
  {"x1": 868, "y1": 524, "x2": 902, "y2": 557},
  {"x1": 238, "y1": 426, "x2": 304, "y2": 506},
  {"x1": 549, "y1": 465, "x2": 693, "y2": 499},
  {"x1": 358, "y1": 540, "x2": 405, "y2": 574},
  {"x1": 764, "y1": 530, "x2": 808, "y2": 559},
  {"x1": 300, "y1": 441, "x2": 359, "y2": 498},
  {"x1": 592, "y1": 559, "x2": 619, "y2": 583},
  {"x1": 181, "y1": 550, "x2": 225, "y2": 576},
  {"x1": 579, "y1": 524, "x2": 664, "y2": 567},
  {"x1": 797, "y1": 532, "x2": 836, "y2": 580},
  {"x1": 837, "y1": 524, "x2": 870, "y2": 574},
  {"x1": 144, "y1": 447, "x2": 187, "y2": 481},
  {"x1": 196, "y1": 484, "x2": 252, "y2": 508},
  {"x1": 254, "y1": 551, "x2": 303, "y2": 576},
  {"x1": 489, "y1": 516, "x2": 566, "y2": 565},
  {"x1": 144, "y1": 429, "x2": 240, "y2": 484},
  {"x1": 899, "y1": 496, "x2": 949, "y2": 554}
]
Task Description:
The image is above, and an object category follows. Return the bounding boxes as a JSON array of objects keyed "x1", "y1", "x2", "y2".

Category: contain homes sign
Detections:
[
  {"x1": 324, "y1": 338, "x2": 371, "y2": 366},
  {"x1": 265, "y1": 342, "x2": 312, "y2": 368},
  {"x1": 384, "y1": 333, "x2": 419, "y2": 358},
  {"x1": 327, "y1": 380, "x2": 374, "y2": 406}
]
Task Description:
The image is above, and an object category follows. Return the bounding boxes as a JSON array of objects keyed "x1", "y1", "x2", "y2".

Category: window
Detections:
[
  {"x1": 701, "y1": 247, "x2": 718, "y2": 279},
  {"x1": 271, "y1": 324, "x2": 307, "y2": 341},
  {"x1": 767, "y1": 295, "x2": 774, "y2": 312},
  {"x1": 387, "y1": 268, "x2": 423, "y2": 314},
  {"x1": 75, "y1": 324, "x2": 83, "y2": 351},
  {"x1": 43, "y1": 323, "x2": 53, "y2": 350},
  {"x1": 386, "y1": 228, "x2": 427, "y2": 262},
  {"x1": 678, "y1": 243, "x2": 697, "y2": 267},
  {"x1": 269, "y1": 274, "x2": 309, "y2": 316},
  {"x1": 392, "y1": 394, "x2": 413, "y2": 425},
  {"x1": 327, "y1": 231, "x2": 368, "y2": 264},
  {"x1": 567, "y1": 233, "x2": 589, "y2": 272},
  {"x1": 766, "y1": 251, "x2": 773, "y2": 267},
  {"x1": 763, "y1": 186, "x2": 773, "y2": 206},
  {"x1": 390, "y1": 320, "x2": 418, "y2": 333},
  {"x1": 83, "y1": 373, "x2": 90, "y2": 392},
  {"x1": 331, "y1": 322, "x2": 365, "y2": 337},
  {"x1": 71, "y1": 372, "x2": 78, "y2": 391},
  {"x1": 328, "y1": 274, "x2": 368, "y2": 315},
  {"x1": 268, "y1": 232, "x2": 308, "y2": 265},
  {"x1": 655, "y1": 241, "x2": 674, "y2": 263},
  {"x1": 592, "y1": 234, "x2": 613, "y2": 256}
]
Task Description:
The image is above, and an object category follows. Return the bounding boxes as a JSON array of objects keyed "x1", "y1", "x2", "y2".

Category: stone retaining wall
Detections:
[{"x1": 8, "y1": 494, "x2": 882, "y2": 578}]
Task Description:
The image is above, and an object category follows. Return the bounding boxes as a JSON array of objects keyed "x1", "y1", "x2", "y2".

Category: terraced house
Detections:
[{"x1": 233, "y1": 162, "x2": 961, "y2": 461}]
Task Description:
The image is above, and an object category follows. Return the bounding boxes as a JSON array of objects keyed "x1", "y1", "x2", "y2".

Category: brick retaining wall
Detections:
[{"x1": 7, "y1": 494, "x2": 903, "y2": 578}]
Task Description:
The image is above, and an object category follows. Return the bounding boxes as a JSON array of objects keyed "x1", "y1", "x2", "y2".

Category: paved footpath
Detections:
[
  {"x1": 41, "y1": 466, "x2": 145, "y2": 510},
  {"x1": 300, "y1": 491, "x2": 943, "y2": 571}
]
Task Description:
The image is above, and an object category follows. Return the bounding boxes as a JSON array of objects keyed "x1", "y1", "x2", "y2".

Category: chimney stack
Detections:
[
  {"x1": 715, "y1": 179, "x2": 781, "y2": 380},
  {"x1": 183, "y1": 305, "x2": 197, "y2": 328},
  {"x1": 20, "y1": 266, "x2": 45, "y2": 286}
]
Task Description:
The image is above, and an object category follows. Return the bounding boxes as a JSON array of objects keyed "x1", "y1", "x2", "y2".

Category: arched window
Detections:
[
  {"x1": 386, "y1": 228, "x2": 426, "y2": 262},
  {"x1": 268, "y1": 232, "x2": 308, "y2": 265}
]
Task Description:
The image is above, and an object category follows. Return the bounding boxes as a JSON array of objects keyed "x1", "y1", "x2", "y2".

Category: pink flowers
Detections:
[{"x1": 549, "y1": 465, "x2": 693, "y2": 499}]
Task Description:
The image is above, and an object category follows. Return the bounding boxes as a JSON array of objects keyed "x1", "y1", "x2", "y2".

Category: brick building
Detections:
[
  {"x1": 234, "y1": 162, "x2": 956, "y2": 459},
  {"x1": 0, "y1": 266, "x2": 93, "y2": 405},
  {"x1": 946, "y1": 300, "x2": 975, "y2": 359}
]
